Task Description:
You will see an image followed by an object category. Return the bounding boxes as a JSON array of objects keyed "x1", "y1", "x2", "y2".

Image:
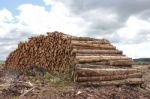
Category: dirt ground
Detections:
[{"x1": 0, "y1": 64, "x2": 150, "y2": 99}]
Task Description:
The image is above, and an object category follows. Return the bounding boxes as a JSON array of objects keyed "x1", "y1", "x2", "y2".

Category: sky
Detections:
[{"x1": 0, "y1": 0, "x2": 150, "y2": 60}]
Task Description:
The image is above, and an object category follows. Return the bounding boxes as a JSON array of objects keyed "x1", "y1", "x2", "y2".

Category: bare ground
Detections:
[{"x1": 0, "y1": 64, "x2": 150, "y2": 99}]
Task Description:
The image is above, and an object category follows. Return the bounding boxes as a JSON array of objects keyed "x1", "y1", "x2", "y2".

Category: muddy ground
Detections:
[{"x1": 0, "y1": 64, "x2": 150, "y2": 99}]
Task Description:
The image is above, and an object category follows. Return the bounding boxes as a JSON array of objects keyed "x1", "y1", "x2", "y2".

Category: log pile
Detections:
[
  {"x1": 5, "y1": 32, "x2": 75, "y2": 73},
  {"x1": 71, "y1": 36, "x2": 143, "y2": 86},
  {"x1": 5, "y1": 31, "x2": 143, "y2": 86}
]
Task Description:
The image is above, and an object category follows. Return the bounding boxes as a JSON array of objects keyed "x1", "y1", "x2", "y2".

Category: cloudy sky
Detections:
[{"x1": 0, "y1": 0, "x2": 150, "y2": 60}]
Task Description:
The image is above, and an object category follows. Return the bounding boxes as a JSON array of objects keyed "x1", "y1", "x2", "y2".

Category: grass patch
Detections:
[
  {"x1": 26, "y1": 69, "x2": 73, "y2": 86},
  {"x1": 12, "y1": 96, "x2": 19, "y2": 99},
  {"x1": 20, "y1": 66, "x2": 73, "y2": 86},
  {"x1": 0, "y1": 83, "x2": 11, "y2": 89},
  {"x1": 43, "y1": 71, "x2": 72, "y2": 85}
]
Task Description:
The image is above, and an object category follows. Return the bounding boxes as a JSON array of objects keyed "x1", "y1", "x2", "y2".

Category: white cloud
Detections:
[
  {"x1": 0, "y1": 9, "x2": 14, "y2": 37},
  {"x1": 114, "y1": 41, "x2": 150, "y2": 58},
  {"x1": 0, "y1": 8, "x2": 33, "y2": 60},
  {"x1": 116, "y1": 16, "x2": 150, "y2": 41},
  {"x1": 81, "y1": 8, "x2": 118, "y2": 22},
  {"x1": 0, "y1": 1, "x2": 88, "y2": 59},
  {"x1": 16, "y1": 2, "x2": 88, "y2": 36},
  {"x1": 112, "y1": 16, "x2": 150, "y2": 58},
  {"x1": 0, "y1": 8, "x2": 14, "y2": 23}
]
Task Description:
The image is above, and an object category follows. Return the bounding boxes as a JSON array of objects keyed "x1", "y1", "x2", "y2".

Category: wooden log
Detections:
[
  {"x1": 71, "y1": 40, "x2": 110, "y2": 44},
  {"x1": 76, "y1": 56, "x2": 129, "y2": 60},
  {"x1": 76, "y1": 53, "x2": 124, "y2": 56},
  {"x1": 79, "y1": 78, "x2": 144, "y2": 86},
  {"x1": 84, "y1": 62, "x2": 111, "y2": 65},
  {"x1": 109, "y1": 60, "x2": 133, "y2": 66},
  {"x1": 69, "y1": 36, "x2": 110, "y2": 43},
  {"x1": 76, "y1": 73, "x2": 142, "y2": 82},
  {"x1": 72, "y1": 49, "x2": 123, "y2": 54},
  {"x1": 76, "y1": 68, "x2": 141, "y2": 76},
  {"x1": 76, "y1": 64, "x2": 131, "y2": 69},
  {"x1": 77, "y1": 56, "x2": 130, "y2": 63},
  {"x1": 76, "y1": 64, "x2": 110, "y2": 68},
  {"x1": 72, "y1": 42, "x2": 111, "y2": 47},
  {"x1": 73, "y1": 45, "x2": 116, "y2": 50}
]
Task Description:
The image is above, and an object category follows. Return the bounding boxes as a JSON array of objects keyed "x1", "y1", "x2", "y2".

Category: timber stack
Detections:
[
  {"x1": 5, "y1": 32, "x2": 75, "y2": 73},
  {"x1": 5, "y1": 31, "x2": 144, "y2": 86}
]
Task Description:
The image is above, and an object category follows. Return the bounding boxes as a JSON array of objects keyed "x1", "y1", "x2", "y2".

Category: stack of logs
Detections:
[
  {"x1": 5, "y1": 31, "x2": 144, "y2": 86},
  {"x1": 70, "y1": 36, "x2": 143, "y2": 86},
  {"x1": 5, "y1": 32, "x2": 75, "y2": 73}
]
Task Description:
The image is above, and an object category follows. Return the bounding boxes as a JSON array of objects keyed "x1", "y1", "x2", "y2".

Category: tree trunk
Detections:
[
  {"x1": 79, "y1": 78, "x2": 143, "y2": 86},
  {"x1": 109, "y1": 60, "x2": 133, "y2": 66},
  {"x1": 77, "y1": 56, "x2": 130, "y2": 63},
  {"x1": 72, "y1": 49, "x2": 122, "y2": 54},
  {"x1": 76, "y1": 73, "x2": 142, "y2": 82},
  {"x1": 76, "y1": 68, "x2": 140, "y2": 76}
]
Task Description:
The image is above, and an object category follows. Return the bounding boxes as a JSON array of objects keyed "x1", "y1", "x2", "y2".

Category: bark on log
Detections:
[
  {"x1": 83, "y1": 62, "x2": 112, "y2": 65},
  {"x1": 77, "y1": 56, "x2": 130, "y2": 63},
  {"x1": 69, "y1": 36, "x2": 110, "y2": 43},
  {"x1": 76, "y1": 64, "x2": 111, "y2": 68},
  {"x1": 73, "y1": 45, "x2": 116, "y2": 50},
  {"x1": 76, "y1": 56, "x2": 129, "y2": 60},
  {"x1": 76, "y1": 64, "x2": 131, "y2": 69},
  {"x1": 71, "y1": 40, "x2": 110, "y2": 44},
  {"x1": 76, "y1": 53, "x2": 123, "y2": 56},
  {"x1": 76, "y1": 73, "x2": 142, "y2": 82},
  {"x1": 72, "y1": 42, "x2": 112, "y2": 48},
  {"x1": 72, "y1": 49, "x2": 123, "y2": 54},
  {"x1": 109, "y1": 60, "x2": 133, "y2": 66},
  {"x1": 79, "y1": 78, "x2": 144, "y2": 86},
  {"x1": 76, "y1": 68, "x2": 140, "y2": 76}
]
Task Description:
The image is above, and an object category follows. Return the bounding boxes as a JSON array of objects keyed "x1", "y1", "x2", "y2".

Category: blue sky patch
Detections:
[{"x1": 0, "y1": 0, "x2": 46, "y2": 15}]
